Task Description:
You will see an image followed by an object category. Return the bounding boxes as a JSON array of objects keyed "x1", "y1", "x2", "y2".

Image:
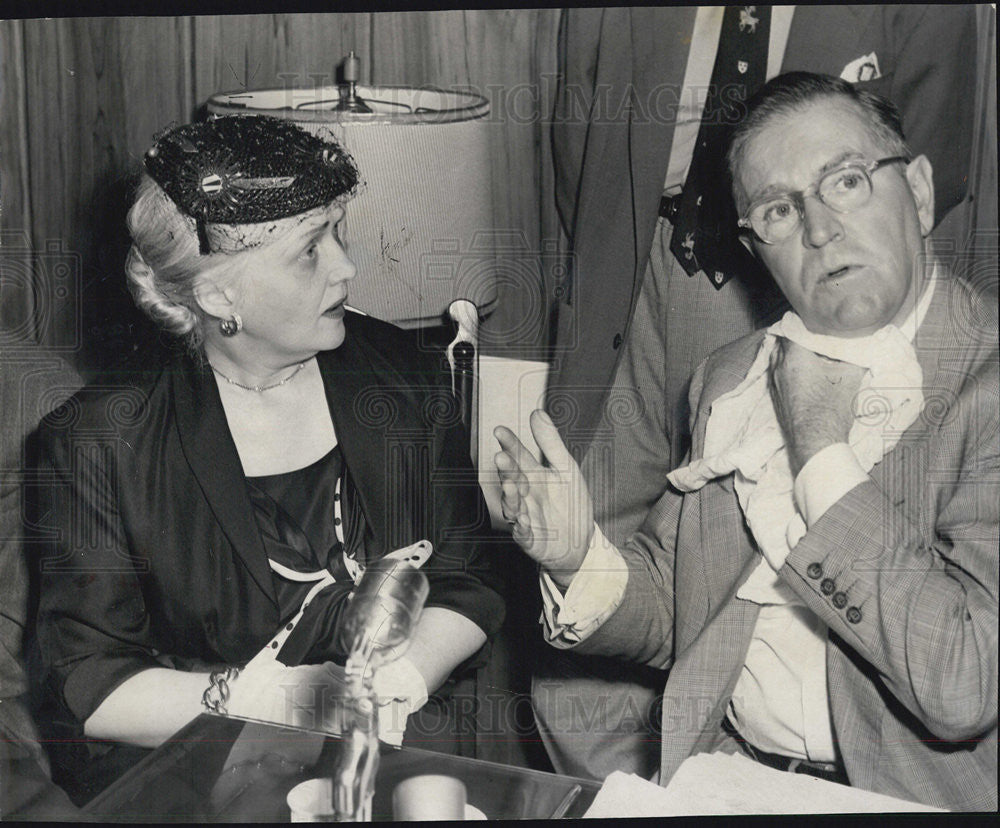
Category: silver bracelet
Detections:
[{"x1": 202, "y1": 666, "x2": 241, "y2": 715}]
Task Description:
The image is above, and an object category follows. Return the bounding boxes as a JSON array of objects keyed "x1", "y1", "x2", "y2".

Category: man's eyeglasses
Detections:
[{"x1": 737, "y1": 156, "x2": 910, "y2": 244}]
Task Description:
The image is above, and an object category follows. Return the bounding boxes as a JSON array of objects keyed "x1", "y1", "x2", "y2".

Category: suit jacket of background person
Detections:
[
  {"x1": 1, "y1": 346, "x2": 80, "y2": 818},
  {"x1": 569, "y1": 273, "x2": 999, "y2": 811},
  {"x1": 29, "y1": 312, "x2": 505, "y2": 734},
  {"x1": 549, "y1": 5, "x2": 978, "y2": 453}
]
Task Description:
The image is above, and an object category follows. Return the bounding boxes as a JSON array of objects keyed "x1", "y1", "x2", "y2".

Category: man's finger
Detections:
[
  {"x1": 495, "y1": 450, "x2": 531, "y2": 501},
  {"x1": 494, "y1": 425, "x2": 543, "y2": 473},
  {"x1": 529, "y1": 409, "x2": 575, "y2": 473},
  {"x1": 493, "y1": 425, "x2": 525, "y2": 456},
  {"x1": 494, "y1": 448, "x2": 519, "y2": 478},
  {"x1": 500, "y1": 476, "x2": 521, "y2": 507},
  {"x1": 498, "y1": 472, "x2": 522, "y2": 521},
  {"x1": 500, "y1": 502, "x2": 520, "y2": 526},
  {"x1": 510, "y1": 515, "x2": 533, "y2": 550}
]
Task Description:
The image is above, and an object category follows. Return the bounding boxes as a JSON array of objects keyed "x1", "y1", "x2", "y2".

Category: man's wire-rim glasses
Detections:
[{"x1": 737, "y1": 156, "x2": 910, "y2": 244}]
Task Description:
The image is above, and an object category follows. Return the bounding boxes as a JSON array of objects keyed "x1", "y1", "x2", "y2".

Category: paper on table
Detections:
[
  {"x1": 476, "y1": 355, "x2": 549, "y2": 529},
  {"x1": 584, "y1": 754, "x2": 945, "y2": 817}
]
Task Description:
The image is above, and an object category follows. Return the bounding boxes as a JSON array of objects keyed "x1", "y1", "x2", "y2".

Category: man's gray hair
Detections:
[{"x1": 726, "y1": 71, "x2": 912, "y2": 213}]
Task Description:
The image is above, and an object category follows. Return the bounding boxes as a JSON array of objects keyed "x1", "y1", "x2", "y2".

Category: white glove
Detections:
[
  {"x1": 370, "y1": 656, "x2": 429, "y2": 746},
  {"x1": 226, "y1": 657, "x2": 349, "y2": 733}
]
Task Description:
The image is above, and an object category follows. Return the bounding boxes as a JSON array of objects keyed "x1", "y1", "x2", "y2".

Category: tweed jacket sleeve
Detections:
[
  {"x1": 563, "y1": 360, "x2": 717, "y2": 668},
  {"x1": 780, "y1": 354, "x2": 999, "y2": 741}
]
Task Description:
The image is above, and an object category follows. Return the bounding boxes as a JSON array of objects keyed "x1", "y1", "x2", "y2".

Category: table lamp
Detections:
[{"x1": 207, "y1": 53, "x2": 498, "y2": 328}]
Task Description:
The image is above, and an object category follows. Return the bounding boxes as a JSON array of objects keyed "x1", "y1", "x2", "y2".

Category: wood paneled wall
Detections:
[
  {"x1": 0, "y1": 11, "x2": 563, "y2": 371},
  {"x1": 4, "y1": 9, "x2": 995, "y2": 366}
]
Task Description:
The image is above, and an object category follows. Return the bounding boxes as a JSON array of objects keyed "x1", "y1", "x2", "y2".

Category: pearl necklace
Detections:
[{"x1": 209, "y1": 360, "x2": 308, "y2": 392}]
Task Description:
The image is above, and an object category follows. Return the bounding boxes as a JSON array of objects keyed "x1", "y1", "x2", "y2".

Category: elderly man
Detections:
[
  {"x1": 541, "y1": 5, "x2": 978, "y2": 781},
  {"x1": 495, "y1": 72, "x2": 997, "y2": 811}
]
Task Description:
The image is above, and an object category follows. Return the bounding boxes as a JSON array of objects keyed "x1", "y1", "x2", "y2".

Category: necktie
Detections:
[{"x1": 669, "y1": 5, "x2": 771, "y2": 290}]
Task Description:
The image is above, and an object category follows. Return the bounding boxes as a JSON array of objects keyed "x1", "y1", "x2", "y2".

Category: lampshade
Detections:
[{"x1": 207, "y1": 85, "x2": 497, "y2": 328}]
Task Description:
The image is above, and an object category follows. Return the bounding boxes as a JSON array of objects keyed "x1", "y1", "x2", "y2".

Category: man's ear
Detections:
[
  {"x1": 192, "y1": 265, "x2": 237, "y2": 320},
  {"x1": 904, "y1": 155, "x2": 935, "y2": 236}
]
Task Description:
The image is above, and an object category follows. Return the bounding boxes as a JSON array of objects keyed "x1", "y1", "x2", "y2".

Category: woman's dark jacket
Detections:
[{"x1": 31, "y1": 312, "x2": 505, "y2": 728}]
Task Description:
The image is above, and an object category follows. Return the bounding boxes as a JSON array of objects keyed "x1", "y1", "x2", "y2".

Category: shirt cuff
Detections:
[
  {"x1": 538, "y1": 523, "x2": 629, "y2": 647},
  {"x1": 793, "y1": 443, "x2": 868, "y2": 528}
]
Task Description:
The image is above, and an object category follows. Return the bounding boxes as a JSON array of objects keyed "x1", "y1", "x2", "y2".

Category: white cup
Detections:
[
  {"x1": 392, "y1": 774, "x2": 467, "y2": 821},
  {"x1": 286, "y1": 777, "x2": 335, "y2": 822}
]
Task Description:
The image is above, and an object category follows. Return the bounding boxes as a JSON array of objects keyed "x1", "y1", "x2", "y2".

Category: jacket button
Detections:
[
  {"x1": 832, "y1": 592, "x2": 848, "y2": 609},
  {"x1": 846, "y1": 606, "x2": 862, "y2": 624},
  {"x1": 613, "y1": 333, "x2": 623, "y2": 349},
  {"x1": 806, "y1": 563, "x2": 823, "y2": 579},
  {"x1": 820, "y1": 578, "x2": 835, "y2": 596}
]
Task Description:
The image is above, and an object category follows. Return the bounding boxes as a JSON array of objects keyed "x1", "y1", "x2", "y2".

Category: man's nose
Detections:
[{"x1": 800, "y1": 196, "x2": 845, "y2": 248}]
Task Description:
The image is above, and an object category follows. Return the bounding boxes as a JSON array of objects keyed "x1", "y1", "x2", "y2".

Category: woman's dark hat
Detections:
[{"x1": 144, "y1": 115, "x2": 359, "y2": 227}]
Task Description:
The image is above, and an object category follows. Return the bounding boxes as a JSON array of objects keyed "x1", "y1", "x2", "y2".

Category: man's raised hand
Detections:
[
  {"x1": 493, "y1": 409, "x2": 594, "y2": 589},
  {"x1": 768, "y1": 338, "x2": 865, "y2": 476}
]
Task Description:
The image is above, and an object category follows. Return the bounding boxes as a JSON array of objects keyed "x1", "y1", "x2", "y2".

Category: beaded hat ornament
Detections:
[{"x1": 144, "y1": 115, "x2": 360, "y2": 254}]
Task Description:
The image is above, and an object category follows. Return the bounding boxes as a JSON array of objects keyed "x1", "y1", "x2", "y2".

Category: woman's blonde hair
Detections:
[{"x1": 125, "y1": 174, "x2": 212, "y2": 351}]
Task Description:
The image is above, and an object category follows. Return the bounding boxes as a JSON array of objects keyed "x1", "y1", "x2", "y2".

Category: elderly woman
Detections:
[{"x1": 32, "y1": 116, "x2": 503, "y2": 794}]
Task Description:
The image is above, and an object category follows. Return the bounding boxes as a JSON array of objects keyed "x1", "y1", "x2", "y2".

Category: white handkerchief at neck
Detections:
[{"x1": 668, "y1": 273, "x2": 935, "y2": 603}]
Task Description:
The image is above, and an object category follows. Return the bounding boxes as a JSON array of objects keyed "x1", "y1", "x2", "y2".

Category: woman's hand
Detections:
[
  {"x1": 371, "y1": 656, "x2": 428, "y2": 746},
  {"x1": 227, "y1": 658, "x2": 348, "y2": 732},
  {"x1": 366, "y1": 608, "x2": 484, "y2": 745},
  {"x1": 493, "y1": 409, "x2": 595, "y2": 590}
]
